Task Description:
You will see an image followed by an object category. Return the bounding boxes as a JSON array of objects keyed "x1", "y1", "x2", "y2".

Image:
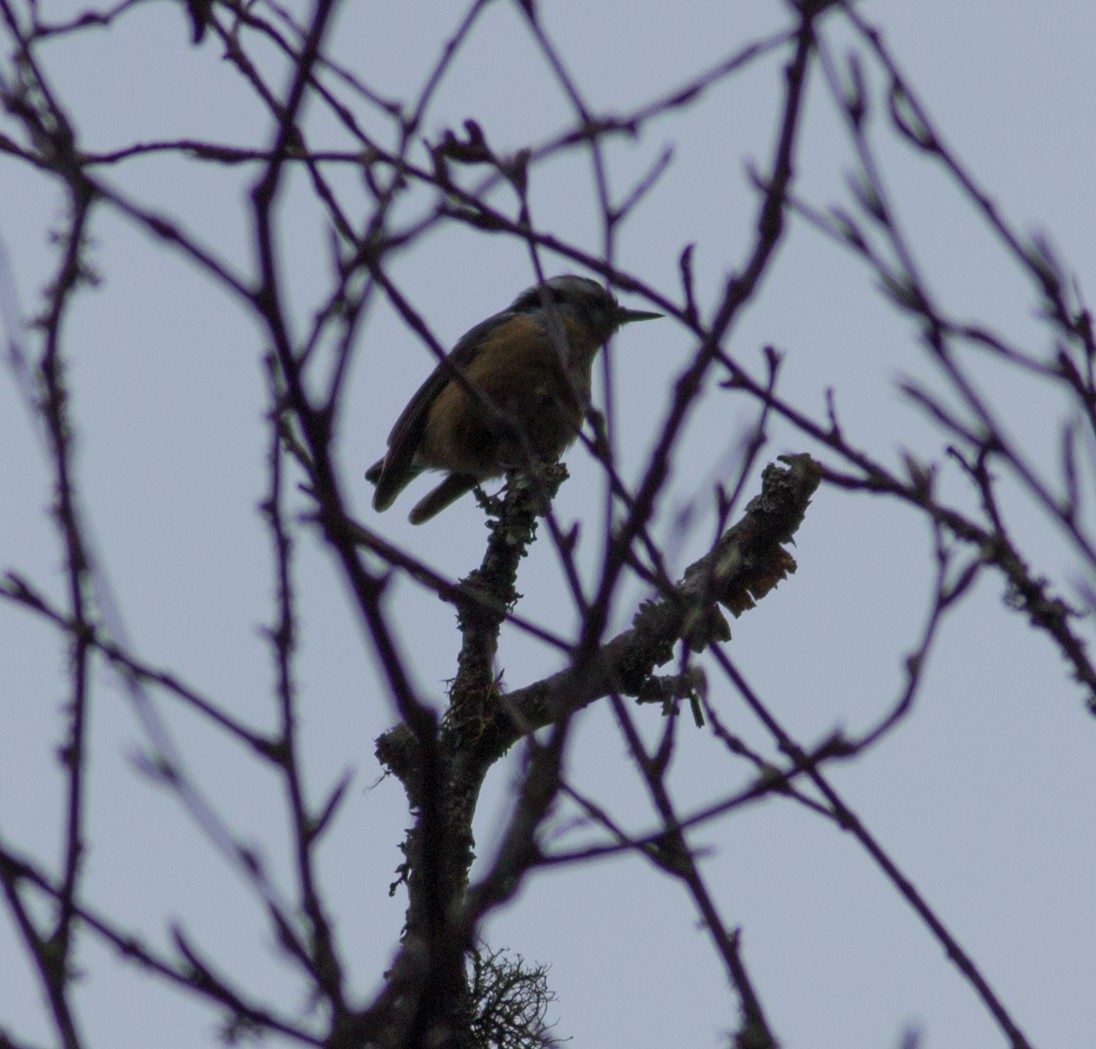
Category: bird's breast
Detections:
[{"x1": 416, "y1": 313, "x2": 597, "y2": 478}]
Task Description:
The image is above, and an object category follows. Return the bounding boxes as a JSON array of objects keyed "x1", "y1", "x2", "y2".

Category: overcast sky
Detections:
[{"x1": 2, "y1": 2, "x2": 1095, "y2": 1047}]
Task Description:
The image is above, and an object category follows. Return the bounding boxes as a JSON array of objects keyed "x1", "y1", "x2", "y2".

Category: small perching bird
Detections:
[{"x1": 366, "y1": 275, "x2": 662, "y2": 523}]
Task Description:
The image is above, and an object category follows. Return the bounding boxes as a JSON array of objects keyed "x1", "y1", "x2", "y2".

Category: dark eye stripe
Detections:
[
  {"x1": 511, "y1": 277, "x2": 609, "y2": 313},
  {"x1": 512, "y1": 287, "x2": 561, "y2": 311}
]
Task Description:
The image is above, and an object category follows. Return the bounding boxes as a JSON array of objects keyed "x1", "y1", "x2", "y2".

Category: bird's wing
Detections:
[{"x1": 371, "y1": 310, "x2": 515, "y2": 509}]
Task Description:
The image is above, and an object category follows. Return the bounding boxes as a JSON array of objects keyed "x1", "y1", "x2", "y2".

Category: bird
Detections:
[{"x1": 366, "y1": 275, "x2": 662, "y2": 524}]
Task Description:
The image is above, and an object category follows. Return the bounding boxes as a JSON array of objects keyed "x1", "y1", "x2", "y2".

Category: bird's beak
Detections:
[{"x1": 618, "y1": 307, "x2": 663, "y2": 324}]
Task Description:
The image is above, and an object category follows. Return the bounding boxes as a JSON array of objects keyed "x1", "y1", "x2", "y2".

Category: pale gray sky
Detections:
[{"x1": 2, "y1": 2, "x2": 1095, "y2": 1047}]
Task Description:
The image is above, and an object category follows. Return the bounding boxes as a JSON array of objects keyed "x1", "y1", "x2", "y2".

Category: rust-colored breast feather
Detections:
[{"x1": 416, "y1": 313, "x2": 595, "y2": 479}]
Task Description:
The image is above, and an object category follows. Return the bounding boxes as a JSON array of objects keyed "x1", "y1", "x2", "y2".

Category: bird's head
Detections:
[{"x1": 509, "y1": 275, "x2": 662, "y2": 345}]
